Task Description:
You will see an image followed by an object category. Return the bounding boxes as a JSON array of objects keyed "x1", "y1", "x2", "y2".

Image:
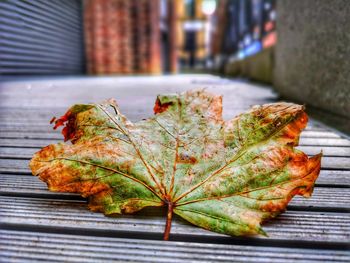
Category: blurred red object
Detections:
[{"x1": 84, "y1": 0, "x2": 161, "y2": 75}]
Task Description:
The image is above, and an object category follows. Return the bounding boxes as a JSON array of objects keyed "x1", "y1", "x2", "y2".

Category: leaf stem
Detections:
[{"x1": 163, "y1": 201, "x2": 173, "y2": 241}]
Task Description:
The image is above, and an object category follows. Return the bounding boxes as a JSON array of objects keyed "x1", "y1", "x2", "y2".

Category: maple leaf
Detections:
[{"x1": 30, "y1": 90, "x2": 322, "y2": 240}]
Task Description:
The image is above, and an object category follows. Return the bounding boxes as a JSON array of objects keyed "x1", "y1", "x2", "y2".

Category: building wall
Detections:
[
  {"x1": 84, "y1": 0, "x2": 161, "y2": 75},
  {"x1": 274, "y1": 0, "x2": 350, "y2": 117}
]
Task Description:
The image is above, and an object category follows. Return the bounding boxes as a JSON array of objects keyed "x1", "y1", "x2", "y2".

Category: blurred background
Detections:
[
  {"x1": 0, "y1": 0, "x2": 349, "y2": 132},
  {"x1": 0, "y1": 0, "x2": 276, "y2": 75}
]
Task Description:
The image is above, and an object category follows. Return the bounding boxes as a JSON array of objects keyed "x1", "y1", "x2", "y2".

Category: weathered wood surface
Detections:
[
  {"x1": 1, "y1": 176, "x2": 349, "y2": 210},
  {"x1": 0, "y1": 75, "x2": 349, "y2": 262},
  {"x1": 2, "y1": 230, "x2": 349, "y2": 263}
]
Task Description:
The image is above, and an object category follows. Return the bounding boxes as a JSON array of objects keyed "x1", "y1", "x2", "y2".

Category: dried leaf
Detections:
[{"x1": 30, "y1": 90, "x2": 321, "y2": 240}]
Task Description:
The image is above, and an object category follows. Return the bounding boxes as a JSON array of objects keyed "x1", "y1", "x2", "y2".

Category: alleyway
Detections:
[{"x1": 0, "y1": 75, "x2": 349, "y2": 262}]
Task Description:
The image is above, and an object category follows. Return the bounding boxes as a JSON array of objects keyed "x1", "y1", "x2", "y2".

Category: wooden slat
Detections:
[
  {"x1": 0, "y1": 174, "x2": 79, "y2": 198},
  {"x1": 1, "y1": 230, "x2": 349, "y2": 263},
  {"x1": 297, "y1": 146, "x2": 350, "y2": 157},
  {"x1": 0, "y1": 125, "x2": 331, "y2": 136},
  {"x1": 314, "y1": 170, "x2": 350, "y2": 186},
  {"x1": 0, "y1": 130, "x2": 342, "y2": 140},
  {"x1": 0, "y1": 132, "x2": 62, "y2": 140},
  {"x1": 0, "y1": 112, "x2": 327, "y2": 127},
  {"x1": 290, "y1": 187, "x2": 350, "y2": 209},
  {"x1": 0, "y1": 174, "x2": 348, "y2": 210},
  {"x1": 2, "y1": 156, "x2": 348, "y2": 171},
  {"x1": 2, "y1": 170, "x2": 349, "y2": 188},
  {"x1": 0, "y1": 196, "x2": 349, "y2": 244},
  {"x1": 299, "y1": 131, "x2": 341, "y2": 138},
  {"x1": 2, "y1": 137, "x2": 347, "y2": 149},
  {"x1": 0, "y1": 147, "x2": 39, "y2": 159},
  {"x1": 321, "y1": 157, "x2": 350, "y2": 169},
  {"x1": 298, "y1": 138, "x2": 350, "y2": 146},
  {"x1": 1, "y1": 145, "x2": 349, "y2": 159}
]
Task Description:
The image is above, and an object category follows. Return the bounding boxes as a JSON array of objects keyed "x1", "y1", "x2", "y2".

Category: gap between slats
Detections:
[{"x1": 0, "y1": 230, "x2": 349, "y2": 263}]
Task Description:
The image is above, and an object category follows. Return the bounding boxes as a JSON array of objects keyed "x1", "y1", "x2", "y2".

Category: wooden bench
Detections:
[{"x1": 1, "y1": 75, "x2": 349, "y2": 262}]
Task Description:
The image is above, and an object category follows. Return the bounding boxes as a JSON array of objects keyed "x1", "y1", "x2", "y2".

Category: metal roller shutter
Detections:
[{"x1": 0, "y1": 0, "x2": 84, "y2": 75}]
